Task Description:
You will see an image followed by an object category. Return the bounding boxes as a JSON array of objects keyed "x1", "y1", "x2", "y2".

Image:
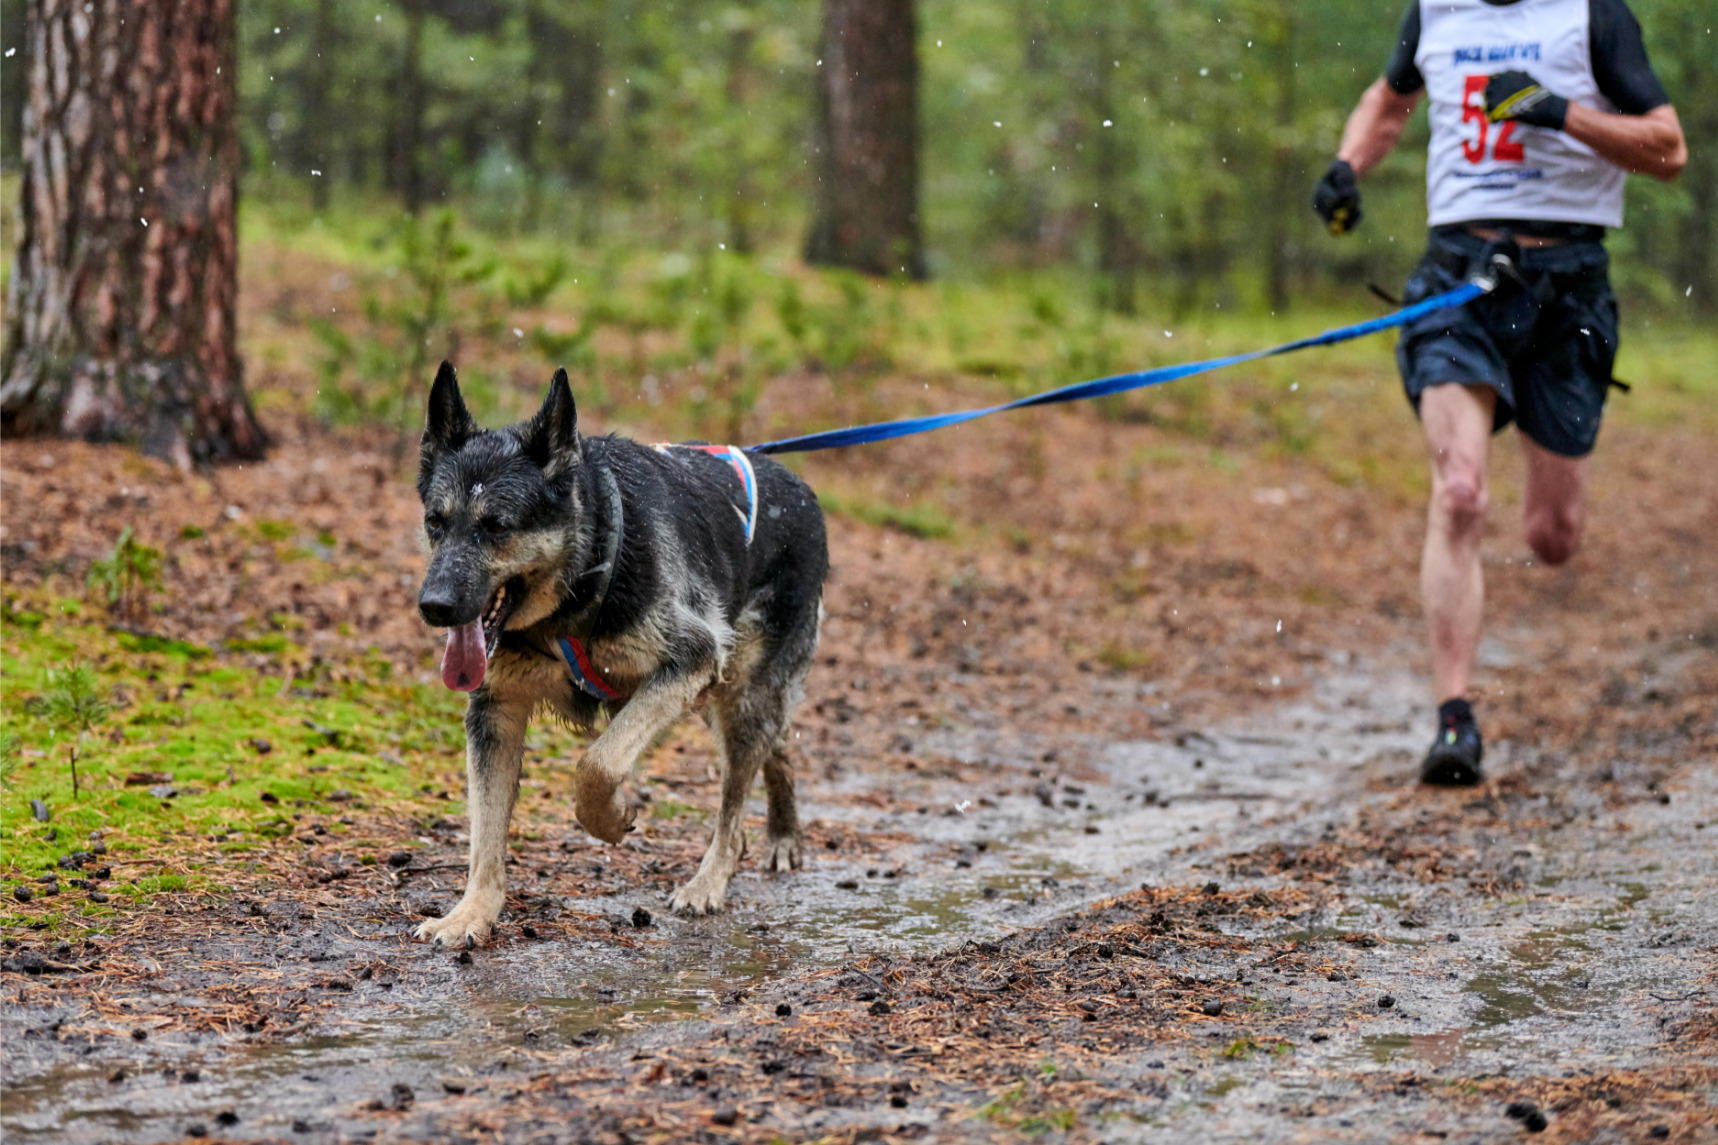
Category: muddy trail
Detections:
[
  {"x1": 3, "y1": 398, "x2": 1717, "y2": 1143},
  {"x1": 5, "y1": 644, "x2": 1716, "y2": 1144}
]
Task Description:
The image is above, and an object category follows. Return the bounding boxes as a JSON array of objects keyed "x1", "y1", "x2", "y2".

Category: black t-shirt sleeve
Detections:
[
  {"x1": 1589, "y1": 0, "x2": 1670, "y2": 114},
  {"x1": 1384, "y1": 2, "x2": 1424, "y2": 94}
]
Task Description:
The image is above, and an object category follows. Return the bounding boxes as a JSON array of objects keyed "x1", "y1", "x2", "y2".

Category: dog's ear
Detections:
[
  {"x1": 424, "y1": 361, "x2": 477, "y2": 453},
  {"x1": 525, "y1": 368, "x2": 581, "y2": 476}
]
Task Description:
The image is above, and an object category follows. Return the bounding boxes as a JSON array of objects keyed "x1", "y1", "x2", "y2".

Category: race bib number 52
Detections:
[{"x1": 1462, "y1": 74, "x2": 1525, "y2": 164}]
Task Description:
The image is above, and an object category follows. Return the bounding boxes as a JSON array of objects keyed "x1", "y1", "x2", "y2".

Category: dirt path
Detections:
[
  {"x1": 3, "y1": 392, "x2": 1716, "y2": 1142},
  {"x1": 4, "y1": 642, "x2": 1715, "y2": 1143}
]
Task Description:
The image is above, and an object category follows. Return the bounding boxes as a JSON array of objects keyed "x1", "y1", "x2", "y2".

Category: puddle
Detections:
[
  {"x1": 0, "y1": 661, "x2": 1561, "y2": 1142},
  {"x1": 1358, "y1": 1030, "x2": 1467, "y2": 1067}
]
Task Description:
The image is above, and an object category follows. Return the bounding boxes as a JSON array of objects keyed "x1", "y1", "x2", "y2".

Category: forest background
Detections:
[{"x1": 3, "y1": 0, "x2": 1711, "y2": 321}]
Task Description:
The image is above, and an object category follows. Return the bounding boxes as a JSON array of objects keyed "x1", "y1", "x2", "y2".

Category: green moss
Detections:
[
  {"x1": 255, "y1": 520, "x2": 296, "y2": 541},
  {"x1": 817, "y1": 491, "x2": 955, "y2": 541},
  {"x1": 0, "y1": 607, "x2": 492, "y2": 905}
]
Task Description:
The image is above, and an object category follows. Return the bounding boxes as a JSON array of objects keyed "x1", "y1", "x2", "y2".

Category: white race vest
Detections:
[{"x1": 1419, "y1": 0, "x2": 1626, "y2": 227}]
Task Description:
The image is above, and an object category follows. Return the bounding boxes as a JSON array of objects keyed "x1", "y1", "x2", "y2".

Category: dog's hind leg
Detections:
[
  {"x1": 671, "y1": 700, "x2": 767, "y2": 915},
  {"x1": 416, "y1": 692, "x2": 530, "y2": 947},
  {"x1": 672, "y1": 682, "x2": 796, "y2": 914},
  {"x1": 761, "y1": 601, "x2": 818, "y2": 874},
  {"x1": 760, "y1": 745, "x2": 802, "y2": 873}
]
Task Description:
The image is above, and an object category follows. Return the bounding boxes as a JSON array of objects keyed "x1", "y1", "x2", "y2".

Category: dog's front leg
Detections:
[
  {"x1": 574, "y1": 670, "x2": 710, "y2": 844},
  {"x1": 415, "y1": 692, "x2": 529, "y2": 947}
]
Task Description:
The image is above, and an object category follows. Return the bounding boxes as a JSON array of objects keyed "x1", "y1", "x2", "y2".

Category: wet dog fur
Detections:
[{"x1": 412, "y1": 363, "x2": 827, "y2": 947}]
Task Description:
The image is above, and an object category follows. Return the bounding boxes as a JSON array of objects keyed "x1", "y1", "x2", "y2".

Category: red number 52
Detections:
[{"x1": 1462, "y1": 74, "x2": 1525, "y2": 164}]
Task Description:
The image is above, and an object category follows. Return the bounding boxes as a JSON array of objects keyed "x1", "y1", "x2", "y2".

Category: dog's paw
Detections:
[
  {"x1": 762, "y1": 832, "x2": 803, "y2": 873},
  {"x1": 575, "y1": 780, "x2": 637, "y2": 845},
  {"x1": 668, "y1": 874, "x2": 730, "y2": 916},
  {"x1": 413, "y1": 897, "x2": 500, "y2": 948}
]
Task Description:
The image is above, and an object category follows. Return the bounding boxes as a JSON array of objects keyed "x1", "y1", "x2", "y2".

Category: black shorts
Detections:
[{"x1": 1396, "y1": 229, "x2": 1619, "y2": 458}]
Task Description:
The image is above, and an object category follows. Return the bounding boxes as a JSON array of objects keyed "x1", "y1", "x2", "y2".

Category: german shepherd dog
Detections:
[{"x1": 412, "y1": 362, "x2": 827, "y2": 947}]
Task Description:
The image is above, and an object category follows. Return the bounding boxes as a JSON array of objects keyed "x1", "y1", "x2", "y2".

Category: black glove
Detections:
[
  {"x1": 1312, "y1": 159, "x2": 1362, "y2": 235},
  {"x1": 1484, "y1": 70, "x2": 1569, "y2": 131}
]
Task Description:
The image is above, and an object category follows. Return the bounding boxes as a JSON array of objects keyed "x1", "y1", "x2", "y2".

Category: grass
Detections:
[
  {"x1": 0, "y1": 598, "x2": 591, "y2": 920},
  {"x1": 233, "y1": 191, "x2": 1718, "y2": 518},
  {"x1": 814, "y1": 489, "x2": 957, "y2": 540}
]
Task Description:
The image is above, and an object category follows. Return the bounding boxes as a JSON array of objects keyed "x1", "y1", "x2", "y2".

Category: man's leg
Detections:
[
  {"x1": 1520, "y1": 434, "x2": 1588, "y2": 566},
  {"x1": 1419, "y1": 383, "x2": 1497, "y2": 703}
]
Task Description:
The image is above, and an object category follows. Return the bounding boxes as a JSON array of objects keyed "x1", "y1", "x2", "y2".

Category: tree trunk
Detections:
[
  {"x1": 726, "y1": 12, "x2": 757, "y2": 255},
  {"x1": 805, "y1": 0, "x2": 925, "y2": 279},
  {"x1": 1, "y1": 0, "x2": 264, "y2": 466},
  {"x1": 303, "y1": 0, "x2": 337, "y2": 211},
  {"x1": 393, "y1": 0, "x2": 427, "y2": 214},
  {"x1": 1263, "y1": 8, "x2": 1297, "y2": 314}
]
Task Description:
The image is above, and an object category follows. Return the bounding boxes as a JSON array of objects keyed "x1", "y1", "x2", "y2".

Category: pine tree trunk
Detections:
[
  {"x1": 393, "y1": 0, "x2": 427, "y2": 214},
  {"x1": 1263, "y1": 9, "x2": 1298, "y2": 314},
  {"x1": 805, "y1": 0, "x2": 925, "y2": 279},
  {"x1": 304, "y1": 0, "x2": 337, "y2": 211},
  {"x1": 1, "y1": 0, "x2": 263, "y2": 466}
]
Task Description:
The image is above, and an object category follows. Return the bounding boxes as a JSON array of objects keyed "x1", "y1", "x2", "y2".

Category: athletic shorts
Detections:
[{"x1": 1396, "y1": 229, "x2": 1620, "y2": 458}]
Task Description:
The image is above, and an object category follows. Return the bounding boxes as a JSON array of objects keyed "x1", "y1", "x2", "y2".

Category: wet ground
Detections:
[
  {"x1": 5, "y1": 642, "x2": 1715, "y2": 1144},
  {"x1": 4, "y1": 360, "x2": 1716, "y2": 1142}
]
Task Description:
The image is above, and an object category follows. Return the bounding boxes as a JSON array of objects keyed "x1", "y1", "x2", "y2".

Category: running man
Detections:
[{"x1": 1312, "y1": 0, "x2": 1685, "y2": 784}]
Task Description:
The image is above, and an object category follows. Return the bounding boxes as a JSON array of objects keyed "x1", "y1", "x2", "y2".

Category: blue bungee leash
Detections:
[{"x1": 745, "y1": 276, "x2": 1494, "y2": 457}]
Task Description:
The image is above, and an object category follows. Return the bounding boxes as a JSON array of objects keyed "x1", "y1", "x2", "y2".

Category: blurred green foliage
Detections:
[
  {"x1": 85, "y1": 529, "x2": 164, "y2": 623},
  {"x1": 0, "y1": 1, "x2": 1708, "y2": 309},
  {"x1": 162, "y1": 0, "x2": 1711, "y2": 314}
]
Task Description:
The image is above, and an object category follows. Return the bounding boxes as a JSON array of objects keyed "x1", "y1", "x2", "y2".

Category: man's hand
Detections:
[
  {"x1": 1313, "y1": 159, "x2": 1363, "y2": 235},
  {"x1": 1484, "y1": 71, "x2": 1569, "y2": 131}
]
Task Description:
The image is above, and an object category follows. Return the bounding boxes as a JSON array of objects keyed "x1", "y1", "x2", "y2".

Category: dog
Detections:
[{"x1": 412, "y1": 362, "x2": 827, "y2": 947}]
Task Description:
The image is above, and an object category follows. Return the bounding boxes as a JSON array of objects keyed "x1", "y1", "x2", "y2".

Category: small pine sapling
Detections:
[
  {"x1": 86, "y1": 527, "x2": 164, "y2": 622},
  {"x1": 43, "y1": 663, "x2": 112, "y2": 799}
]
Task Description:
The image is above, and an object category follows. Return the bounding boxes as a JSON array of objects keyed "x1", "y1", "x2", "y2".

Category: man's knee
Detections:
[
  {"x1": 1433, "y1": 472, "x2": 1488, "y2": 539},
  {"x1": 1527, "y1": 505, "x2": 1582, "y2": 565}
]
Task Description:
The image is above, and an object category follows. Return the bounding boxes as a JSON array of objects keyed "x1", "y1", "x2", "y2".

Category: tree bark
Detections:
[
  {"x1": 393, "y1": 0, "x2": 427, "y2": 214},
  {"x1": 303, "y1": 0, "x2": 338, "y2": 210},
  {"x1": 805, "y1": 0, "x2": 925, "y2": 279},
  {"x1": 1, "y1": 0, "x2": 264, "y2": 466},
  {"x1": 1263, "y1": 8, "x2": 1298, "y2": 314}
]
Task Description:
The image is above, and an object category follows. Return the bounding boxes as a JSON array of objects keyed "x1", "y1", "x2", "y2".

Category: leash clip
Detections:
[{"x1": 1469, "y1": 251, "x2": 1521, "y2": 295}]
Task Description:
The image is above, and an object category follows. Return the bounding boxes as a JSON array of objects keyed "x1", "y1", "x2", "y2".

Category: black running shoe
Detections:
[{"x1": 1421, "y1": 701, "x2": 1484, "y2": 786}]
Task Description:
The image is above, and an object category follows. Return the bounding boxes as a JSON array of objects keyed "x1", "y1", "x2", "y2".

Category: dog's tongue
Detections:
[{"x1": 442, "y1": 619, "x2": 486, "y2": 692}]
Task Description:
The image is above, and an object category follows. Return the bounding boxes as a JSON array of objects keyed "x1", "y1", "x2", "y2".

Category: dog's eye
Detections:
[
  {"x1": 424, "y1": 514, "x2": 447, "y2": 533},
  {"x1": 477, "y1": 517, "x2": 506, "y2": 536}
]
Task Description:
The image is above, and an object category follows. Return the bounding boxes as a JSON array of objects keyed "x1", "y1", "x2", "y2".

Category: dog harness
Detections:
[
  {"x1": 557, "y1": 462, "x2": 627, "y2": 702},
  {"x1": 651, "y1": 442, "x2": 759, "y2": 546},
  {"x1": 557, "y1": 444, "x2": 760, "y2": 702}
]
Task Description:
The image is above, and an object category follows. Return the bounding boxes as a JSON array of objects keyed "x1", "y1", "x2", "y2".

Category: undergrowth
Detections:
[
  {"x1": 240, "y1": 193, "x2": 1718, "y2": 520},
  {"x1": 0, "y1": 603, "x2": 579, "y2": 924}
]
